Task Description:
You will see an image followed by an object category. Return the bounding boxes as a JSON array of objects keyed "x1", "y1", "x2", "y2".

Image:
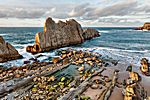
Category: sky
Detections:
[{"x1": 0, "y1": 0, "x2": 149, "y2": 27}]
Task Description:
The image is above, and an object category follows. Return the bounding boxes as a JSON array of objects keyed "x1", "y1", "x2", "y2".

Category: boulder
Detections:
[
  {"x1": 82, "y1": 28, "x2": 100, "y2": 40},
  {"x1": 27, "y1": 17, "x2": 100, "y2": 53},
  {"x1": 129, "y1": 72, "x2": 141, "y2": 82},
  {"x1": 0, "y1": 36, "x2": 22, "y2": 63},
  {"x1": 140, "y1": 58, "x2": 150, "y2": 75}
]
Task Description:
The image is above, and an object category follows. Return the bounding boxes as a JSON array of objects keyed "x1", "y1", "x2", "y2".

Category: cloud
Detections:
[
  {"x1": 68, "y1": 3, "x2": 93, "y2": 17},
  {"x1": 84, "y1": 0, "x2": 138, "y2": 20},
  {"x1": 0, "y1": 0, "x2": 149, "y2": 27},
  {"x1": 0, "y1": 7, "x2": 47, "y2": 19},
  {"x1": 136, "y1": 5, "x2": 150, "y2": 13}
]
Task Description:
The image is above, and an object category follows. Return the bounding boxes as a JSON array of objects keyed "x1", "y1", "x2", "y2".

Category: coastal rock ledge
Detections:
[
  {"x1": 0, "y1": 36, "x2": 22, "y2": 63},
  {"x1": 27, "y1": 17, "x2": 100, "y2": 53}
]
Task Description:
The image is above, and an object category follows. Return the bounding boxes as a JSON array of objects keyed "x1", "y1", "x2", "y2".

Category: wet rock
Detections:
[
  {"x1": 78, "y1": 65, "x2": 84, "y2": 72},
  {"x1": 48, "y1": 76, "x2": 55, "y2": 82},
  {"x1": 61, "y1": 54, "x2": 67, "y2": 59},
  {"x1": 15, "y1": 74, "x2": 21, "y2": 78},
  {"x1": 0, "y1": 36, "x2": 22, "y2": 62},
  {"x1": 62, "y1": 58, "x2": 70, "y2": 65},
  {"x1": 91, "y1": 84, "x2": 99, "y2": 89},
  {"x1": 24, "y1": 60, "x2": 31, "y2": 64},
  {"x1": 129, "y1": 72, "x2": 141, "y2": 82},
  {"x1": 140, "y1": 58, "x2": 149, "y2": 74},
  {"x1": 76, "y1": 59, "x2": 84, "y2": 64},
  {"x1": 124, "y1": 85, "x2": 136, "y2": 100},
  {"x1": 62, "y1": 87, "x2": 68, "y2": 93},
  {"x1": 126, "y1": 65, "x2": 132, "y2": 72},
  {"x1": 111, "y1": 60, "x2": 118, "y2": 66},
  {"x1": 104, "y1": 63, "x2": 109, "y2": 67},
  {"x1": 61, "y1": 77, "x2": 66, "y2": 82},
  {"x1": 52, "y1": 57, "x2": 61, "y2": 64},
  {"x1": 29, "y1": 58, "x2": 38, "y2": 61}
]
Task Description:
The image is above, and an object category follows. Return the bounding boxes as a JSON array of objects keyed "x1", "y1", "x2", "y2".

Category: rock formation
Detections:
[
  {"x1": 27, "y1": 17, "x2": 100, "y2": 53},
  {"x1": 0, "y1": 36, "x2": 22, "y2": 63},
  {"x1": 140, "y1": 58, "x2": 150, "y2": 75},
  {"x1": 82, "y1": 28, "x2": 100, "y2": 40},
  {"x1": 123, "y1": 71, "x2": 146, "y2": 100},
  {"x1": 135, "y1": 22, "x2": 150, "y2": 30}
]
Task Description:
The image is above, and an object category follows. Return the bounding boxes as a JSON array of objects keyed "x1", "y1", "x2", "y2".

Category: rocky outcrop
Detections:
[
  {"x1": 27, "y1": 17, "x2": 100, "y2": 53},
  {"x1": 82, "y1": 28, "x2": 100, "y2": 40},
  {"x1": 140, "y1": 58, "x2": 150, "y2": 75},
  {"x1": 0, "y1": 36, "x2": 22, "y2": 63},
  {"x1": 136, "y1": 22, "x2": 150, "y2": 30}
]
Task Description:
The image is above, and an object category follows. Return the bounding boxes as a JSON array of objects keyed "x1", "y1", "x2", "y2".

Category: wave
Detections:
[
  {"x1": 81, "y1": 47, "x2": 149, "y2": 53},
  {"x1": 0, "y1": 45, "x2": 148, "y2": 67},
  {"x1": 71, "y1": 46, "x2": 149, "y2": 66},
  {"x1": 0, "y1": 34, "x2": 7, "y2": 36},
  {"x1": 14, "y1": 43, "x2": 34, "y2": 48},
  {"x1": 98, "y1": 30, "x2": 109, "y2": 33}
]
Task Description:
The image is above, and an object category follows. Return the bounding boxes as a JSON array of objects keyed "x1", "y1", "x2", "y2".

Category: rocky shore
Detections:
[
  {"x1": 0, "y1": 17, "x2": 150, "y2": 100},
  {"x1": 0, "y1": 49, "x2": 150, "y2": 100},
  {"x1": 26, "y1": 17, "x2": 100, "y2": 54},
  {"x1": 0, "y1": 36, "x2": 22, "y2": 63}
]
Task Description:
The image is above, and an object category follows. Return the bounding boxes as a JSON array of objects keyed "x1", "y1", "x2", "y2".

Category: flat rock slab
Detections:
[
  {"x1": 81, "y1": 69, "x2": 114, "y2": 100},
  {"x1": 109, "y1": 87, "x2": 123, "y2": 100}
]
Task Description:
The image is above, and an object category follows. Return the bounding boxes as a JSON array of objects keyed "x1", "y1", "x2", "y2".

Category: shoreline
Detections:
[
  {"x1": 0, "y1": 45, "x2": 144, "y2": 68},
  {"x1": 0, "y1": 49, "x2": 149, "y2": 99}
]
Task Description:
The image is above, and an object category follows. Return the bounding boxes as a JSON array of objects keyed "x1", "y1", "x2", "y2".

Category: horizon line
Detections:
[{"x1": 0, "y1": 26, "x2": 137, "y2": 28}]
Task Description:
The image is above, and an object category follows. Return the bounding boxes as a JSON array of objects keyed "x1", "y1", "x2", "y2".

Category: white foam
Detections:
[
  {"x1": 14, "y1": 43, "x2": 34, "y2": 48},
  {"x1": 73, "y1": 46, "x2": 149, "y2": 66},
  {"x1": 98, "y1": 30, "x2": 109, "y2": 33},
  {"x1": 1, "y1": 40, "x2": 149, "y2": 68},
  {"x1": 0, "y1": 34, "x2": 7, "y2": 36}
]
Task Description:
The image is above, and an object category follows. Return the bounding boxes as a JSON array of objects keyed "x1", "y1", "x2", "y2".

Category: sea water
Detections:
[{"x1": 0, "y1": 27, "x2": 150, "y2": 67}]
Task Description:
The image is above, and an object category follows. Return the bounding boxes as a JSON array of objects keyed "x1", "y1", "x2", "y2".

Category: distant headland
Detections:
[{"x1": 135, "y1": 22, "x2": 150, "y2": 30}]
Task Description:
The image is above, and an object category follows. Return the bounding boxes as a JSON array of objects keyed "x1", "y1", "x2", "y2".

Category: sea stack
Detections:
[
  {"x1": 136, "y1": 22, "x2": 150, "y2": 30},
  {"x1": 0, "y1": 36, "x2": 22, "y2": 63},
  {"x1": 26, "y1": 17, "x2": 100, "y2": 53}
]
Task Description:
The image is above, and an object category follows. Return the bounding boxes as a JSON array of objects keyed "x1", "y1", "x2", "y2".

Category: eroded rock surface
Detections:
[
  {"x1": 0, "y1": 36, "x2": 22, "y2": 63},
  {"x1": 27, "y1": 17, "x2": 100, "y2": 53}
]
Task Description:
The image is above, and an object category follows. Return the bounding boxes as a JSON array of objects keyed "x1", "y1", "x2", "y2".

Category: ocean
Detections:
[{"x1": 0, "y1": 27, "x2": 150, "y2": 67}]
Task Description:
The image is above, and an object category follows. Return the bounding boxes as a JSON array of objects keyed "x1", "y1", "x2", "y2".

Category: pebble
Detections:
[
  {"x1": 78, "y1": 65, "x2": 84, "y2": 72},
  {"x1": 91, "y1": 84, "x2": 99, "y2": 89}
]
